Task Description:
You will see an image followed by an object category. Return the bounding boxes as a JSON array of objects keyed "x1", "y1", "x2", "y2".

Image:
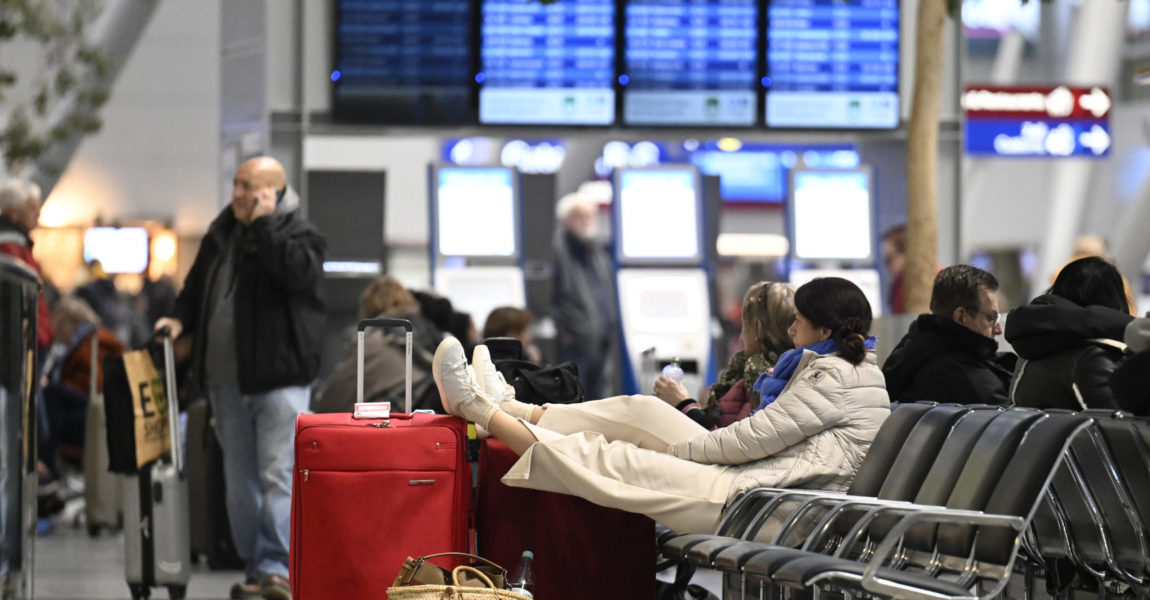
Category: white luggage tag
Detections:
[{"x1": 353, "y1": 401, "x2": 391, "y2": 420}]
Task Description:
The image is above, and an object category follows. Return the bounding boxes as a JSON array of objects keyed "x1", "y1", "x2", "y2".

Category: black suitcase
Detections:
[{"x1": 185, "y1": 398, "x2": 243, "y2": 569}]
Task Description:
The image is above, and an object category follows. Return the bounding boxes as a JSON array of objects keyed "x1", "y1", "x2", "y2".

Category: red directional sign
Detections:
[{"x1": 962, "y1": 85, "x2": 1111, "y2": 120}]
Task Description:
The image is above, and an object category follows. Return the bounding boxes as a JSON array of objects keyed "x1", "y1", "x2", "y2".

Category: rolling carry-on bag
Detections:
[
  {"x1": 477, "y1": 438, "x2": 656, "y2": 600},
  {"x1": 84, "y1": 333, "x2": 122, "y2": 536},
  {"x1": 290, "y1": 318, "x2": 472, "y2": 600},
  {"x1": 117, "y1": 332, "x2": 191, "y2": 600},
  {"x1": 185, "y1": 398, "x2": 243, "y2": 569}
]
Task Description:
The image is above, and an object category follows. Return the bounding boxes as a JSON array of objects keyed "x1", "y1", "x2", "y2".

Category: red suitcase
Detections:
[
  {"x1": 289, "y1": 318, "x2": 471, "y2": 600},
  {"x1": 477, "y1": 438, "x2": 656, "y2": 600}
]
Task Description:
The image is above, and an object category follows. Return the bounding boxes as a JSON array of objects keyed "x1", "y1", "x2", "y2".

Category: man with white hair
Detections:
[
  {"x1": 551, "y1": 190, "x2": 617, "y2": 397},
  {"x1": 0, "y1": 178, "x2": 53, "y2": 348}
]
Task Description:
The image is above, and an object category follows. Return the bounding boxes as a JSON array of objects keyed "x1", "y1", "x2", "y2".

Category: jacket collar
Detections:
[{"x1": 0, "y1": 216, "x2": 32, "y2": 247}]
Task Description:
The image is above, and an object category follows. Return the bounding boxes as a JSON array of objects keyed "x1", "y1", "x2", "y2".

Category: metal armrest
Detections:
[{"x1": 859, "y1": 509, "x2": 1025, "y2": 600}]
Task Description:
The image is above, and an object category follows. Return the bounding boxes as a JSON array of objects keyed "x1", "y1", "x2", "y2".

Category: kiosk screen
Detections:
[
  {"x1": 617, "y1": 169, "x2": 702, "y2": 264},
  {"x1": 790, "y1": 169, "x2": 873, "y2": 262},
  {"x1": 435, "y1": 167, "x2": 518, "y2": 258}
]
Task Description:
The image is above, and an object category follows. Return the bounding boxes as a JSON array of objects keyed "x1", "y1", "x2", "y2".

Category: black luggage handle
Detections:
[{"x1": 357, "y1": 318, "x2": 413, "y2": 413}]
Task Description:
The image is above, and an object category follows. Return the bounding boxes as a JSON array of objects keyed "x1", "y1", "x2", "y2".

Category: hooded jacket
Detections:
[
  {"x1": 882, "y1": 314, "x2": 1012, "y2": 405},
  {"x1": 667, "y1": 350, "x2": 890, "y2": 498},
  {"x1": 172, "y1": 187, "x2": 327, "y2": 395},
  {"x1": 1005, "y1": 294, "x2": 1132, "y2": 411}
]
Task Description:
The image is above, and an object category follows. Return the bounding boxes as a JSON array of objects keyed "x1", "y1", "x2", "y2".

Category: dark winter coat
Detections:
[
  {"x1": 1005, "y1": 294, "x2": 1132, "y2": 411},
  {"x1": 882, "y1": 314, "x2": 1014, "y2": 405},
  {"x1": 172, "y1": 188, "x2": 327, "y2": 395}
]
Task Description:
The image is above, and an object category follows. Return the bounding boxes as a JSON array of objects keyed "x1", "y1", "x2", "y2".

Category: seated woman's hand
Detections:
[{"x1": 653, "y1": 375, "x2": 691, "y2": 406}]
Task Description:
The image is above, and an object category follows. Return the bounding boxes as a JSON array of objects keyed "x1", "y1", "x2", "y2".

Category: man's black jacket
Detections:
[
  {"x1": 882, "y1": 313, "x2": 1013, "y2": 405},
  {"x1": 172, "y1": 192, "x2": 326, "y2": 395}
]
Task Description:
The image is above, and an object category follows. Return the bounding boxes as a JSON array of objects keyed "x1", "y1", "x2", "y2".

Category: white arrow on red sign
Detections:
[{"x1": 1078, "y1": 87, "x2": 1112, "y2": 118}]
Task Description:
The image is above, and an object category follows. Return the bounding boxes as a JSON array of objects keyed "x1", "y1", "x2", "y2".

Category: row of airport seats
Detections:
[{"x1": 655, "y1": 402, "x2": 1150, "y2": 600}]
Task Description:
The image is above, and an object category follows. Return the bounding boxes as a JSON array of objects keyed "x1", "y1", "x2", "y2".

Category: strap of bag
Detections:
[
  {"x1": 399, "y1": 552, "x2": 507, "y2": 585},
  {"x1": 452, "y1": 566, "x2": 495, "y2": 590}
]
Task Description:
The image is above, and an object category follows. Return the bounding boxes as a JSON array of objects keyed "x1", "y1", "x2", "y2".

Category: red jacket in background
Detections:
[{"x1": 0, "y1": 217, "x2": 54, "y2": 349}]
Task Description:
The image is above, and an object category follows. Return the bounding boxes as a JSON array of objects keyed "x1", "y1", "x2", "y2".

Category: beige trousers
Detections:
[{"x1": 500, "y1": 395, "x2": 742, "y2": 535}]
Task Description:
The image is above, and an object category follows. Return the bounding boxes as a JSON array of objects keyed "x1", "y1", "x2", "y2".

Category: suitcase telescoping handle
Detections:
[
  {"x1": 157, "y1": 327, "x2": 183, "y2": 474},
  {"x1": 357, "y1": 318, "x2": 413, "y2": 413},
  {"x1": 89, "y1": 331, "x2": 99, "y2": 401}
]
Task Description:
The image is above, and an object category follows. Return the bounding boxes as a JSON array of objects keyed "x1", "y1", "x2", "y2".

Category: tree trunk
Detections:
[{"x1": 904, "y1": 0, "x2": 947, "y2": 314}]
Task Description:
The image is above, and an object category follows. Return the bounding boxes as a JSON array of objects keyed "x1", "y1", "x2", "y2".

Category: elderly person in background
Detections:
[
  {"x1": 0, "y1": 178, "x2": 52, "y2": 349},
  {"x1": 551, "y1": 191, "x2": 616, "y2": 397}
]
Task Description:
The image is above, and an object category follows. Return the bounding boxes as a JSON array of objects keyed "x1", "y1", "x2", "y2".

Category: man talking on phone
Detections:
[{"x1": 156, "y1": 156, "x2": 325, "y2": 600}]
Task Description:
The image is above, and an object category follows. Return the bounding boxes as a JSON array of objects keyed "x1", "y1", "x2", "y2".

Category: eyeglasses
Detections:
[{"x1": 978, "y1": 310, "x2": 1002, "y2": 328}]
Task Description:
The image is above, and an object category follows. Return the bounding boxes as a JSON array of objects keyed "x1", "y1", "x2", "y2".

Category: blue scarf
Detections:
[{"x1": 751, "y1": 336, "x2": 877, "y2": 414}]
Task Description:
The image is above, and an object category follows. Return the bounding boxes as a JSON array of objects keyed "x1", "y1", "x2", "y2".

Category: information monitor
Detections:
[
  {"x1": 789, "y1": 168, "x2": 875, "y2": 263},
  {"x1": 622, "y1": 0, "x2": 758, "y2": 126},
  {"x1": 83, "y1": 227, "x2": 150, "y2": 274},
  {"x1": 615, "y1": 167, "x2": 703, "y2": 266},
  {"x1": 479, "y1": 0, "x2": 615, "y2": 125},
  {"x1": 765, "y1": 0, "x2": 899, "y2": 129},
  {"x1": 432, "y1": 167, "x2": 520, "y2": 260},
  {"x1": 333, "y1": 0, "x2": 474, "y2": 124}
]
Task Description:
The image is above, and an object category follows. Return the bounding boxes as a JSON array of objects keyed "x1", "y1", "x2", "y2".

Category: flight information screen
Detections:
[
  {"x1": 791, "y1": 170, "x2": 874, "y2": 261},
  {"x1": 766, "y1": 0, "x2": 899, "y2": 129},
  {"x1": 333, "y1": 0, "x2": 474, "y2": 124},
  {"x1": 623, "y1": 0, "x2": 758, "y2": 126},
  {"x1": 479, "y1": 0, "x2": 615, "y2": 125}
]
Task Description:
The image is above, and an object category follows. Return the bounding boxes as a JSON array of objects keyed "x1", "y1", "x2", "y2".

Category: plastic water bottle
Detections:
[
  {"x1": 662, "y1": 358, "x2": 684, "y2": 383},
  {"x1": 508, "y1": 550, "x2": 535, "y2": 597}
]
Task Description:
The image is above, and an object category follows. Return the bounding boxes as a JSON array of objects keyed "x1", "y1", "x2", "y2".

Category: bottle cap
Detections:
[{"x1": 522, "y1": 550, "x2": 534, "y2": 559}]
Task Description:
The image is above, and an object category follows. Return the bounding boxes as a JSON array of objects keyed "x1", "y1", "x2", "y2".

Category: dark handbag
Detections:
[{"x1": 494, "y1": 359, "x2": 586, "y2": 406}]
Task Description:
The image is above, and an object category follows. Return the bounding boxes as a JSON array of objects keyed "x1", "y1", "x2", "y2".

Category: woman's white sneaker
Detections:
[
  {"x1": 431, "y1": 337, "x2": 499, "y2": 428},
  {"x1": 471, "y1": 344, "x2": 516, "y2": 405}
]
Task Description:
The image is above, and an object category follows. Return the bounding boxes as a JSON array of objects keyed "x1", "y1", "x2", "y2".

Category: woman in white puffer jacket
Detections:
[{"x1": 432, "y1": 277, "x2": 890, "y2": 535}]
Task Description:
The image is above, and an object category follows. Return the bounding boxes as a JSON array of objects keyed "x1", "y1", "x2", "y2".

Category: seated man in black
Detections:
[{"x1": 883, "y1": 264, "x2": 1014, "y2": 405}]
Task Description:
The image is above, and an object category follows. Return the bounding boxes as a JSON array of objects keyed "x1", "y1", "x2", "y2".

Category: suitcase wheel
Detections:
[
  {"x1": 167, "y1": 584, "x2": 187, "y2": 600},
  {"x1": 128, "y1": 583, "x2": 149, "y2": 600}
]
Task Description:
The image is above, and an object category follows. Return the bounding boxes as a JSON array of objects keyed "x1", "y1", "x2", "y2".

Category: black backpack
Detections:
[{"x1": 494, "y1": 359, "x2": 586, "y2": 406}]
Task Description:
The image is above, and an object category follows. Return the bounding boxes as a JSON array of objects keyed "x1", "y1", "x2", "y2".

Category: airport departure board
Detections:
[
  {"x1": 623, "y1": 0, "x2": 758, "y2": 126},
  {"x1": 765, "y1": 0, "x2": 899, "y2": 129},
  {"x1": 479, "y1": 0, "x2": 616, "y2": 125},
  {"x1": 333, "y1": 0, "x2": 474, "y2": 124}
]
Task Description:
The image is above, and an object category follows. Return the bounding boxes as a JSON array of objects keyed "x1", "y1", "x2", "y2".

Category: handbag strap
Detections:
[{"x1": 452, "y1": 566, "x2": 496, "y2": 590}]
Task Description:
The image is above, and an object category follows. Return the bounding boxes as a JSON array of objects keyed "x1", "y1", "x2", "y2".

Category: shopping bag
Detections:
[
  {"x1": 104, "y1": 340, "x2": 173, "y2": 473},
  {"x1": 122, "y1": 348, "x2": 171, "y2": 467}
]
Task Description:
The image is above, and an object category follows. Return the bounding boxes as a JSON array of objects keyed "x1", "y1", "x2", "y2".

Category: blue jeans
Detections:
[{"x1": 208, "y1": 384, "x2": 308, "y2": 580}]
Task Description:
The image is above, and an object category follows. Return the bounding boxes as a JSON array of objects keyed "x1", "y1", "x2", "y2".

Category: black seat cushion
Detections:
[{"x1": 847, "y1": 403, "x2": 935, "y2": 497}]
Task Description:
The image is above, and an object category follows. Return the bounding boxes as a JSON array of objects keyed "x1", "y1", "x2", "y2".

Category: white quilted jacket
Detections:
[{"x1": 667, "y1": 349, "x2": 890, "y2": 499}]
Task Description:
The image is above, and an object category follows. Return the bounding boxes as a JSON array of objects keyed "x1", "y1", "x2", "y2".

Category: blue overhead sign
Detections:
[{"x1": 964, "y1": 120, "x2": 1112, "y2": 158}]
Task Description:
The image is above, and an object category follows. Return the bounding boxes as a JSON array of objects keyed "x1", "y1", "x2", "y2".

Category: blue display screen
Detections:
[
  {"x1": 623, "y1": 0, "x2": 758, "y2": 126},
  {"x1": 766, "y1": 0, "x2": 899, "y2": 129},
  {"x1": 688, "y1": 143, "x2": 859, "y2": 203},
  {"x1": 479, "y1": 0, "x2": 616, "y2": 125},
  {"x1": 334, "y1": 0, "x2": 473, "y2": 123}
]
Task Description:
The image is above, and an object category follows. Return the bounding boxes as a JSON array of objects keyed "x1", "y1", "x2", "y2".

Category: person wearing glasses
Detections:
[
  {"x1": 1006, "y1": 256, "x2": 1133, "y2": 411},
  {"x1": 883, "y1": 264, "x2": 1015, "y2": 405}
]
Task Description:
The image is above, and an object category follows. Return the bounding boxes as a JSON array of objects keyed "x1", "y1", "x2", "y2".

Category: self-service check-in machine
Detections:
[
  {"x1": 787, "y1": 166, "x2": 884, "y2": 316},
  {"x1": 614, "y1": 166, "x2": 712, "y2": 396},
  {"x1": 429, "y1": 165, "x2": 526, "y2": 328}
]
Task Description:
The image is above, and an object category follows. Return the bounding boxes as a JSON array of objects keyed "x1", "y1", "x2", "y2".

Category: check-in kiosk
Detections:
[
  {"x1": 787, "y1": 166, "x2": 884, "y2": 316},
  {"x1": 429, "y1": 165, "x2": 526, "y2": 328},
  {"x1": 614, "y1": 166, "x2": 712, "y2": 396}
]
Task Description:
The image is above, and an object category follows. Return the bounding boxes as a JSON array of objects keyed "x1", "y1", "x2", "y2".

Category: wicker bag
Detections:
[{"x1": 387, "y1": 565, "x2": 534, "y2": 600}]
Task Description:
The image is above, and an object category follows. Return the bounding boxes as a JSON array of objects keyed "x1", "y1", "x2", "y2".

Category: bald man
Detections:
[{"x1": 156, "y1": 156, "x2": 325, "y2": 600}]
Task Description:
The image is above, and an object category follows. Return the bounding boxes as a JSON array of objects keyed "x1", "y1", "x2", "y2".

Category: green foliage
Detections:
[{"x1": 0, "y1": 0, "x2": 106, "y2": 174}]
